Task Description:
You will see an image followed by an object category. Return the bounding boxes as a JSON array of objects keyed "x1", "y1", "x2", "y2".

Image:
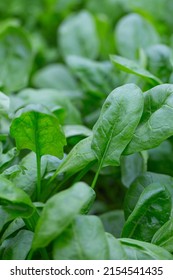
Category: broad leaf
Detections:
[
  {"x1": 10, "y1": 104, "x2": 66, "y2": 158},
  {"x1": 124, "y1": 172, "x2": 173, "y2": 219},
  {"x1": 52, "y1": 136, "x2": 96, "y2": 180},
  {"x1": 53, "y1": 215, "x2": 109, "y2": 260},
  {"x1": 115, "y1": 13, "x2": 159, "y2": 59},
  {"x1": 124, "y1": 84, "x2": 173, "y2": 154},
  {"x1": 120, "y1": 238, "x2": 173, "y2": 260},
  {"x1": 0, "y1": 25, "x2": 33, "y2": 92},
  {"x1": 58, "y1": 10, "x2": 99, "y2": 59},
  {"x1": 111, "y1": 55, "x2": 162, "y2": 85},
  {"x1": 91, "y1": 83, "x2": 144, "y2": 166},
  {"x1": 122, "y1": 183, "x2": 171, "y2": 242},
  {"x1": 106, "y1": 233, "x2": 127, "y2": 260},
  {"x1": 32, "y1": 182, "x2": 95, "y2": 249},
  {"x1": 100, "y1": 210, "x2": 125, "y2": 238},
  {"x1": 32, "y1": 64, "x2": 78, "y2": 90},
  {"x1": 0, "y1": 230, "x2": 33, "y2": 260},
  {"x1": 0, "y1": 176, "x2": 35, "y2": 217},
  {"x1": 152, "y1": 218, "x2": 173, "y2": 252}
]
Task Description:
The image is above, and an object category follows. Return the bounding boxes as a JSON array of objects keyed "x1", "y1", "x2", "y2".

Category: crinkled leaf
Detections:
[
  {"x1": 53, "y1": 215, "x2": 109, "y2": 260},
  {"x1": 91, "y1": 84, "x2": 144, "y2": 166},
  {"x1": 120, "y1": 238, "x2": 173, "y2": 260},
  {"x1": 32, "y1": 182, "x2": 95, "y2": 249},
  {"x1": 124, "y1": 84, "x2": 173, "y2": 154},
  {"x1": 124, "y1": 172, "x2": 173, "y2": 219},
  {"x1": 10, "y1": 104, "x2": 66, "y2": 158},
  {"x1": 111, "y1": 55, "x2": 162, "y2": 85},
  {"x1": 122, "y1": 183, "x2": 171, "y2": 241}
]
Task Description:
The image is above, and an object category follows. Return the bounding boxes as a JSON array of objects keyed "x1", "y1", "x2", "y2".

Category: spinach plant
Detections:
[{"x1": 1, "y1": 0, "x2": 173, "y2": 260}]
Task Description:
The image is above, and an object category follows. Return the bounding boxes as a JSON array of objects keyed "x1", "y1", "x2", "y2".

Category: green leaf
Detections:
[
  {"x1": 91, "y1": 84, "x2": 144, "y2": 167},
  {"x1": 0, "y1": 91, "x2": 9, "y2": 114},
  {"x1": 32, "y1": 64, "x2": 78, "y2": 90},
  {"x1": 58, "y1": 10, "x2": 99, "y2": 59},
  {"x1": 100, "y1": 210, "x2": 125, "y2": 238},
  {"x1": 122, "y1": 183, "x2": 171, "y2": 241},
  {"x1": 51, "y1": 136, "x2": 96, "y2": 181},
  {"x1": 124, "y1": 84, "x2": 173, "y2": 154},
  {"x1": 63, "y1": 125, "x2": 92, "y2": 138},
  {"x1": 120, "y1": 238, "x2": 173, "y2": 260},
  {"x1": 0, "y1": 176, "x2": 35, "y2": 217},
  {"x1": 53, "y1": 215, "x2": 109, "y2": 260},
  {"x1": 32, "y1": 182, "x2": 95, "y2": 249},
  {"x1": 10, "y1": 104, "x2": 66, "y2": 158},
  {"x1": 146, "y1": 44, "x2": 173, "y2": 83},
  {"x1": 124, "y1": 172, "x2": 173, "y2": 219},
  {"x1": 115, "y1": 13, "x2": 160, "y2": 59},
  {"x1": 121, "y1": 153, "x2": 146, "y2": 188},
  {"x1": 106, "y1": 233, "x2": 127, "y2": 260},
  {"x1": 66, "y1": 55, "x2": 118, "y2": 96},
  {"x1": 111, "y1": 55, "x2": 162, "y2": 85},
  {"x1": 0, "y1": 25, "x2": 33, "y2": 92},
  {"x1": 152, "y1": 218, "x2": 173, "y2": 252},
  {"x1": 16, "y1": 88, "x2": 82, "y2": 125},
  {"x1": 1, "y1": 218, "x2": 25, "y2": 242},
  {"x1": 0, "y1": 230, "x2": 33, "y2": 260}
]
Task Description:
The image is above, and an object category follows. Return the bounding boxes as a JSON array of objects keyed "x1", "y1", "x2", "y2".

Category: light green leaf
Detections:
[
  {"x1": 115, "y1": 13, "x2": 159, "y2": 59},
  {"x1": 32, "y1": 64, "x2": 78, "y2": 90},
  {"x1": 111, "y1": 55, "x2": 162, "y2": 85},
  {"x1": 32, "y1": 182, "x2": 95, "y2": 249},
  {"x1": 10, "y1": 104, "x2": 66, "y2": 158},
  {"x1": 0, "y1": 230, "x2": 33, "y2": 260},
  {"x1": 124, "y1": 84, "x2": 173, "y2": 154},
  {"x1": 0, "y1": 25, "x2": 33, "y2": 92},
  {"x1": 0, "y1": 176, "x2": 35, "y2": 217},
  {"x1": 63, "y1": 125, "x2": 92, "y2": 138},
  {"x1": 91, "y1": 84, "x2": 144, "y2": 167},
  {"x1": 120, "y1": 238, "x2": 173, "y2": 260},
  {"x1": 0, "y1": 91, "x2": 9, "y2": 114},
  {"x1": 106, "y1": 233, "x2": 127, "y2": 260},
  {"x1": 53, "y1": 215, "x2": 109, "y2": 260},
  {"x1": 58, "y1": 10, "x2": 99, "y2": 59}
]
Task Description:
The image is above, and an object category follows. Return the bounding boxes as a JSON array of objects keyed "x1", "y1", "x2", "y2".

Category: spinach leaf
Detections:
[
  {"x1": 53, "y1": 215, "x2": 109, "y2": 260},
  {"x1": 122, "y1": 183, "x2": 171, "y2": 242}
]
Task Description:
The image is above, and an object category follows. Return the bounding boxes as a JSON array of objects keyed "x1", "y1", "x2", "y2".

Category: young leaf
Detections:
[
  {"x1": 32, "y1": 182, "x2": 95, "y2": 250},
  {"x1": 91, "y1": 83, "x2": 144, "y2": 167},
  {"x1": 122, "y1": 183, "x2": 171, "y2": 242},
  {"x1": 53, "y1": 215, "x2": 109, "y2": 260},
  {"x1": 152, "y1": 218, "x2": 173, "y2": 252},
  {"x1": 120, "y1": 238, "x2": 173, "y2": 260},
  {"x1": 124, "y1": 84, "x2": 173, "y2": 154},
  {"x1": 0, "y1": 176, "x2": 35, "y2": 217},
  {"x1": 10, "y1": 104, "x2": 66, "y2": 158},
  {"x1": 50, "y1": 136, "x2": 96, "y2": 182},
  {"x1": 111, "y1": 55, "x2": 162, "y2": 85},
  {"x1": 0, "y1": 25, "x2": 33, "y2": 92}
]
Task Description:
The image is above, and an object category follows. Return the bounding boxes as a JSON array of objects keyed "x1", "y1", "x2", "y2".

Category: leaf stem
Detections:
[
  {"x1": 36, "y1": 153, "x2": 41, "y2": 201},
  {"x1": 91, "y1": 159, "x2": 104, "y2": 189}
]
